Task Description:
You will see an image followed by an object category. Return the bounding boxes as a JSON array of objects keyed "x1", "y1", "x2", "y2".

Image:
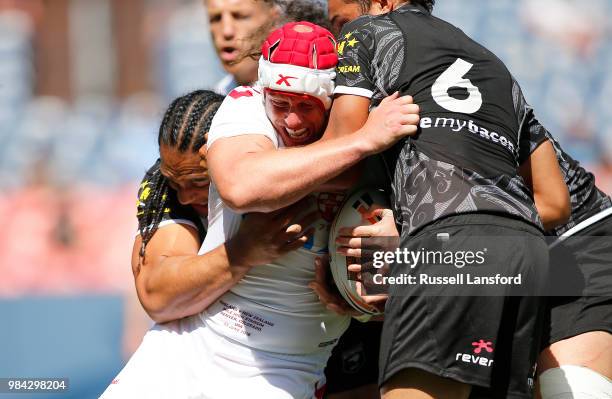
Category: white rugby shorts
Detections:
[{"x1": 100, "y1": 314, "x2": 327, "y2": 399}]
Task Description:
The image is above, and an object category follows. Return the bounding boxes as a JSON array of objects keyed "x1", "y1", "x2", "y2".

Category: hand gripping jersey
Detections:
[
  {"x1": 103, "y1": 154, "x2": 337, "y2": 399},
  {"x1": 335, "y1": 4, "x2": 543, "y2": 236},
  {"x1": 199, "y1": 87, "x2": 350, "y2": 355}
]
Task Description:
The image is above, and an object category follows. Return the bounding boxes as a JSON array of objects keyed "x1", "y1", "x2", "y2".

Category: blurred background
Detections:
[{"x1": 0, "y1": 0, "x2": 609, "y2": 397}]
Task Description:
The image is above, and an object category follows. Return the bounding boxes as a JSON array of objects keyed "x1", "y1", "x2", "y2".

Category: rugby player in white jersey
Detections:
[
  {"x1": 102, "y1": 21, "x2": 418, "y2": 399},
  {"x1": 100, "y1": 92, "x2": 324, "y2": 399},
  {"x1": 198, "y1": 20, "x2": 419, "y2": 399}
]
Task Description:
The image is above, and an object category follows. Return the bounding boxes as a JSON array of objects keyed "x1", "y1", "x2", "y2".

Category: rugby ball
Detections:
[
  {"x1": 299, "y1": 192, "x2": 346, "y2": 254},
  {"x1": 328, "y1": 187, "x2": 390, "y2": 316}
]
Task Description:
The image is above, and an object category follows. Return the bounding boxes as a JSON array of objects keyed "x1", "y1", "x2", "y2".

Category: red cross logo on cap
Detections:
[{"x1": 276, "y1": 75, "x2": 298, "y2": 87}]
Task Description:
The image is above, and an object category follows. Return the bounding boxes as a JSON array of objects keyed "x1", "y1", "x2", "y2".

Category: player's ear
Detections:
[{"x1": 370, "y1": 0, "x2": 394, "y2": 15}]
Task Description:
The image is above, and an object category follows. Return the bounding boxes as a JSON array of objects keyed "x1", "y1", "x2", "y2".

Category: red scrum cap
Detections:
[{"x1": 258, "y1": 22, "x2": 338, "y2": 109}]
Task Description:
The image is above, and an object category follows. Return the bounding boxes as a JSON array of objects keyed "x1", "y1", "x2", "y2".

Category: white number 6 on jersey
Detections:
[{"x1": 431, "y1": 58, "x2": 483, "y2": 114}]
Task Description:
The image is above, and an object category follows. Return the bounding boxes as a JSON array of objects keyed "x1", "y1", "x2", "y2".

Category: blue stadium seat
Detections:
[
  {"x1": 156, "y1": 2, "x2": 225, "y2": 99},
  {"x1": 0, "y1": 296, "x2": 124, "y2": 399}
]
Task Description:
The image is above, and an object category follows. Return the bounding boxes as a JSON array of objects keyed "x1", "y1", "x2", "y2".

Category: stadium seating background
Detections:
[{"x1": 0, "y1": 0, "x2": 609, "y2": 397}]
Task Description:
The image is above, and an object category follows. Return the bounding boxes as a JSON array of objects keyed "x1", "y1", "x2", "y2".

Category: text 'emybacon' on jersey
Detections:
[{"x1": 419, "y1": 116, "x2": 515, "y2": 154}]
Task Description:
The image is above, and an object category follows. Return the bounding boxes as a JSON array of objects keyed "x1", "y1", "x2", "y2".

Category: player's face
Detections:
[
  {"x1": 160, "y1": 144, "x2": 210, "y2": 216},
  {"x1": 264, "y1": 90, "x2": 327, "y2": 147},
  {"x1": 328, "y1": 0, "x2": 364, "y2": 37},
  {"x1": 206, "y1": 0, "x2": 278, "y2": 85}
]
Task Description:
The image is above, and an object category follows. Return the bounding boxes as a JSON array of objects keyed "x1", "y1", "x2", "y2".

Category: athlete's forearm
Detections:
[
  {"x1": 519, "y1": 140, "x2": 570, "y2": 230},
  {"x1": 534, "y1": 199, "x2": 570, "y2": 231},
  {"x1": 315, "y1": 160, "x2": 365, "y2": 192},
  {"x1": 210, "y1": 93, "x2": 417, "y2": 213},
  {"x1": 212, "y1": 134, "x2": 371, "y2": 213},
  {"x1": 137, "y1": 244, "x2": 251, "y2": 324}
]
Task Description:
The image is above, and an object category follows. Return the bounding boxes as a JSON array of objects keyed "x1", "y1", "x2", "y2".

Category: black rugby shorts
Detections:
[
  {"x1": 543, "y1": 213, "x2": 612, "y2": 347},
  {"x1": 325, "y1": 319, "x2": 382, "y2": 394},
  {"x1": 379, "y1": 214, "x2": 548, "y2": 399}
]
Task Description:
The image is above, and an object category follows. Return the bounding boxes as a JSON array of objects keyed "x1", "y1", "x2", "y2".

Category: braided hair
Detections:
[
  {"x1": 410, "y1": 0, "x2": 435, "y2": 12},
  {"x1": 345, "y1": 0, "x2": 372, "y2": 13},
  {"x1": 342, "y1": 0, "x2": 435, "y2": 13},
  {"x1": 138, "y1": 90, "x2": 224, "y2": 259}
]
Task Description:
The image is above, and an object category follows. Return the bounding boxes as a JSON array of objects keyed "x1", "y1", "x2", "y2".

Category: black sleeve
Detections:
[
  {"x1": 513, "y1": 78, "x2": 549, "y2": 165},
  {"x1": 334, "y1": 16, "x2": 377, "y2": 98}
]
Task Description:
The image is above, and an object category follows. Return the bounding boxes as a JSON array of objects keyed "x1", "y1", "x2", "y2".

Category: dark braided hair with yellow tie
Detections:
[{"x1": 138, "y1": 90, "x2": 224, "y2": 259}]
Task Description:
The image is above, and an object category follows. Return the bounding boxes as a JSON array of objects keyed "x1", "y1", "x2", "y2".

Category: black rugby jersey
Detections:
[
  {"x1": 137, "y1": 159, "x2": 207, "y2": 243},
  {"x1": 516, "y1": 98, "x2": 612, "y2": 237},
  {"x1": 335, "y1": 4, "x2": 543, "y2": 235}
]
